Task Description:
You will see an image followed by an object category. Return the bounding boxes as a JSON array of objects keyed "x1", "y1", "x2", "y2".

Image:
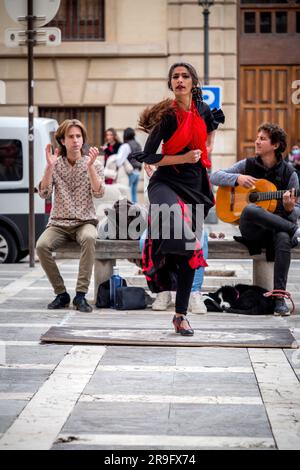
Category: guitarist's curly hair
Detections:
[{"x1": 258, "y1": 123, "x2": 287, "y2": 160}]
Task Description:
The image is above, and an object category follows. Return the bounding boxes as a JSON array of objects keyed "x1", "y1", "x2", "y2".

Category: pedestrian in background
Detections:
[
  {"x1": 102, "y1": 127, "x2": 122, "y2": 184},
  {"x1": 292, "y1": 147, "x2": 300, "y2": 185},
  {"x1": 285, "y1": 143, "x2": 300, "y2": 164},
  {"x1": 114, "y1": 127, "x2": 142, "y2": 203}
]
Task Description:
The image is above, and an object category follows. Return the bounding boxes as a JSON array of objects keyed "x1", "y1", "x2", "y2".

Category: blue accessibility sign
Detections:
[{"x1": 202, "y1": 86, "x2": 222, "y2": 110}]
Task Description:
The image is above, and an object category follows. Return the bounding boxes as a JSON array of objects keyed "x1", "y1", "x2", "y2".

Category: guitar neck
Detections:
[{"x1": 257, "y1": 188, "x2": 300, "y2": 201}]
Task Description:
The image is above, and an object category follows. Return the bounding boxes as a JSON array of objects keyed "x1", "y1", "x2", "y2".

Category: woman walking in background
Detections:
[
  {"x1": 135, "y1": 62, "x2": 224, "y2": 335},
  {"x1": 102, "y1": 127, "x2": 121, "y2": 184},
  {"x1": 114, "y1": 127, "x2": 142, "y2": 203}
]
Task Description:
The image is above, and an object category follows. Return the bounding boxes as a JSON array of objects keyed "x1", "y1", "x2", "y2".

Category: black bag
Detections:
[
  {"x1": 115, "y1": 286, "x2": 147, "y2": 310},
  {"x1": 96, "y1": 278, "x2": 127, "y2": 308}
]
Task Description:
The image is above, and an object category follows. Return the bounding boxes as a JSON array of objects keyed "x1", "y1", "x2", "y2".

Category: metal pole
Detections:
[
  {"x1": 27, "y1": 0, "x2": 35, "y2": 267},
  {"x1": 203, "y1": 7, "x2": 210, "y2": 85}
]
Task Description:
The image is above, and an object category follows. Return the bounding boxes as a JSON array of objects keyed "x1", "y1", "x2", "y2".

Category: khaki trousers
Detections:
[{"x1": 36, "y1": 223, "x2": 97, "y2": 295}]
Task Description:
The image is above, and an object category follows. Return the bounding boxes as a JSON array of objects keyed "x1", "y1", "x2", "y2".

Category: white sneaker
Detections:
[
  {"x1": 188, "y1": 291, "x2": 207, "y2": 314},
  {"x1": 152, "y1": 291, "x2": 172, "y2": 310}
]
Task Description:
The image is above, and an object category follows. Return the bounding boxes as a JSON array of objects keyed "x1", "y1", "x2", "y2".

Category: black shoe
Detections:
[
  {"x1": 73, "y1": 295, "x2": 93, "y2": 313},
  {"x1": 172, "y1": 314, "x2": 194, "y2": 336},
  {"x1": 274, "y1": 297, "x2": 290, "y2": 316},
  {"x1": 47, "y1": 292, "x2": 70, "y2": 310}
]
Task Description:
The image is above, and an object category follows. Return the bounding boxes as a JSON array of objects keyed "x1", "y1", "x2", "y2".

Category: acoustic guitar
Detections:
[{"x1": 216, "y1": 178, "x2": 299, "y2": 224}]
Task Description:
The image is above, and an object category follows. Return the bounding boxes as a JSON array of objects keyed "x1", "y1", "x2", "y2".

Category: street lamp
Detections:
[{"x1": 198, "y1": 0, "x2": 214, "y2": 85}]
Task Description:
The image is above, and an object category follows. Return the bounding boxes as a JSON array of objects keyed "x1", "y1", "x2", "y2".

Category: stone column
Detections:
[{"x1": 253, "y1": 259, "x2": 274, "y2": 291}]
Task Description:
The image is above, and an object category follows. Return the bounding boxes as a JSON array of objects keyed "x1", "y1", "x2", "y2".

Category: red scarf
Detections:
[{"x1": 162, "y1": 100, "x2": 211, "y2": 169}]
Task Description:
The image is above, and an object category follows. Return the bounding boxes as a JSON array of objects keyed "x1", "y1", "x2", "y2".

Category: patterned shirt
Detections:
[{"x1": 38, "y1": 155, "x2": 105, "y2": 227}]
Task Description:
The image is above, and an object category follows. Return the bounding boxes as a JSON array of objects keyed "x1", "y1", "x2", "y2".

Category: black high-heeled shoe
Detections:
[{"x1": 172, "y1": 314, "x2": 194, "y2": 336}]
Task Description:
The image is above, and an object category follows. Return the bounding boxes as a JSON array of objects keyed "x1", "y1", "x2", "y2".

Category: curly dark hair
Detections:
[
  {"x1": 138, "y1": 98, "x2": 175, "y2": 134},
  {"x1": 258, "y1": 122, "x2": 287, "y2": 160}
]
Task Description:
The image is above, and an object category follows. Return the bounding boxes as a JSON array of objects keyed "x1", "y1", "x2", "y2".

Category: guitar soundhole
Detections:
[{"x1": 249, "y1": 192, "x2": 259, "y2": 203}]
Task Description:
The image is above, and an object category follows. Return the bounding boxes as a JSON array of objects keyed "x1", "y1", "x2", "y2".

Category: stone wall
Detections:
[
  {"x1": 167, "y1": 0, "x2": 237, "y2": 169},
  {"x1": 0, "y1": 0, "x2": 237, "y2": 165}
]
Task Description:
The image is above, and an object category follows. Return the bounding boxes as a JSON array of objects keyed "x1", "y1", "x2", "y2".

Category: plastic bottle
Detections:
[{"x1": 110, "y1": 266, "x2": 122, "y2": 308}]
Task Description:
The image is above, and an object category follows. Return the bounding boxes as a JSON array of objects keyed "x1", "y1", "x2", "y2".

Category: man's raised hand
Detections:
[
  {"x1": 87, "y1": 146, "x2": 99, "y2": 167},
  {"x1": 45, "y1": 144, "x2": 59, "y2": 168}
]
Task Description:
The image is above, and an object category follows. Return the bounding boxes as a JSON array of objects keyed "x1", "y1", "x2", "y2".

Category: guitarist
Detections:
[{"x1": 211, "y1": 123, "x2": 300, "y2": 316}]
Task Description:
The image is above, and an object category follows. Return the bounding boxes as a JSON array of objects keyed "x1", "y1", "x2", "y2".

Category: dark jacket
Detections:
[{"x1": 127, "y1": 139, "x2": 142, "y2": 170}]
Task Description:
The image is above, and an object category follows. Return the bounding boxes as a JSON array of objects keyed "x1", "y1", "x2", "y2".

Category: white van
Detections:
[{"x1": 0, "y1": 117, "x2": 58, "y2": 263}]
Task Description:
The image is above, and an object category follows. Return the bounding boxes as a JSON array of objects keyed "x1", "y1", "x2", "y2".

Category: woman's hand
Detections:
[
  {"x1": 184, "y1": 149, "x2": 202, "y2": 164},
  {"x1": 87, "y1": 146, "x2": 99, "y2": 167},
  {"x1": 45, "y1": 144, "x2": 59, "y2": 168},
  {"x1": 144, "y1": 163, "x2": 156, "y2": 178}
]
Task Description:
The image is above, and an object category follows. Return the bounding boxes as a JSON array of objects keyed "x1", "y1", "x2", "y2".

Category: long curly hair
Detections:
[
  {"x1": 138, "y1": 62, "x2": 202, "y2": 134},
  {"x1": 138, "y1": 98, "x2": 174, "y2": 134}
]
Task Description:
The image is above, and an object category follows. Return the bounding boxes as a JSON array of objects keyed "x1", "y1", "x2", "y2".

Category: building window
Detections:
[
  {"x1": 38, "y1": 108, "x2": 105, "y2": 149},
  {"x1": 260, "y1": 12, "x2": 272, "y2": 33},
  {"x1": 48, "y1": 0, "x2": 104, "y2": 41},
  {"x1": 0, "y1": 140, "x2": 23, "y2": 181},
  {"x1": 244, "y1": 12, "x2": 256, "y2": 33},
  {"x1": 242, "y1": 2, "x2": 300, "y2": 35},
  {"x1": 241, "y1": 0, "x2": 287, "y2": 3},
  {"x1": 276, "y1": 11, "x2": 288, "y2": 33},
  {"x1": 297, "y1": 11, "x2": 300, "y2": 32}
]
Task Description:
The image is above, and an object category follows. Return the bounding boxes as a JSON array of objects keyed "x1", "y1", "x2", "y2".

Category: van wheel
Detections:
[
  {"x1": 0, "y1": 227, "x2": 18, "y2": 263},
  {"x1": 16, "y1": 249, "x2": 29, "y2": 262}
]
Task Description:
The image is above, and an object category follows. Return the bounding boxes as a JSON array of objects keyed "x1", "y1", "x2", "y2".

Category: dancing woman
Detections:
[{"x1": 135, "y1": 62, "x2": 224, "y2": 335}]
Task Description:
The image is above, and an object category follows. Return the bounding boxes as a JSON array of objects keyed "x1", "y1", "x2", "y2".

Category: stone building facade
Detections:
[{"x1": 0, "y1": 0, "x2": 237, "y2": 171}]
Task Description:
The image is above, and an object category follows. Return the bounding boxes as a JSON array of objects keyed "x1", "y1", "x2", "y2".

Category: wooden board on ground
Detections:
[{"x1": 41, "y1": 326, "x2": 298, "y2": 348}]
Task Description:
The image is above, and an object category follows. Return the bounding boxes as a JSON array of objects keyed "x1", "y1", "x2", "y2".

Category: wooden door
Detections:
[{"x1": 239, "y1": 65, "x2": 300, "y2": 159}]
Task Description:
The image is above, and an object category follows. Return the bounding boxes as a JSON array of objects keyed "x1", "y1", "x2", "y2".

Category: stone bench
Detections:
[
  {"x1": 208, "y1": 239, "x2": 300, "y2": 292},
  {"x1": 56, "y1": 239, "x2": 141, "y2": 300},
  {"x1": 55, "y1": 238, "x2": 300, "y2": 300}
]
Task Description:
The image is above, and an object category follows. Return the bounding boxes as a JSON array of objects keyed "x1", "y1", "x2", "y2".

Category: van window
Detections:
[{"x1": 0, "y1": 139, "x2": 23, "y2": 181}]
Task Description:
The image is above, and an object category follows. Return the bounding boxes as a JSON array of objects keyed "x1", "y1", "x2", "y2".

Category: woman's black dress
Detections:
[{"x1": 136, "y1": 102, "x2": 223, "y2": 293}]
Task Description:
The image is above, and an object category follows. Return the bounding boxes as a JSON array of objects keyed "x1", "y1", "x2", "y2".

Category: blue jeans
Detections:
[
  {"x1": 128, "y1": 170, "x2": 140, "y2": 203},
  {"x1": 191, "y1": 230, "x2": 208, "y2": 292},
  {"x1": 139, "y1": 228, "x2": 208, "y2": 292}
]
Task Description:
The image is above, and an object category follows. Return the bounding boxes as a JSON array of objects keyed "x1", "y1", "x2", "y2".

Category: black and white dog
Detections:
[{"x1": 203, "y1": 284, "x2": 274, "y2": 315}]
